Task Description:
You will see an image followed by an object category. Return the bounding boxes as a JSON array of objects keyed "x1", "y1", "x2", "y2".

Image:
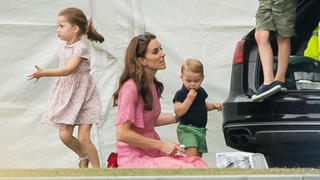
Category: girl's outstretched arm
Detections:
[{"x1": 27, "y1": 56, "x2": 83, "y2": 83}]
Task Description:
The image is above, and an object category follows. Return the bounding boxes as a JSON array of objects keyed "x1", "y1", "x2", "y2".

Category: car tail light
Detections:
[{"x1": 232, "y1": 40, "x2": 245, "y2": 65}]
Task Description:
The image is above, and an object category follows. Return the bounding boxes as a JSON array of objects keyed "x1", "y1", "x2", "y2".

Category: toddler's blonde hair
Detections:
[{"x1": 181, "y1": 58, "x2": 204, "y2": 76}]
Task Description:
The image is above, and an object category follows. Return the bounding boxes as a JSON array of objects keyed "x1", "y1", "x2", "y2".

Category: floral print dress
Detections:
[{"x1": 41, "y1": 40, "x2": 101, "y2": 129}]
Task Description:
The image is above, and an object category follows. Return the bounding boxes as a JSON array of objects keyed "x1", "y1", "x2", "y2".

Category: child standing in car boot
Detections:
[{"x1": 252, "y1": 0, "x2": 298, "y2": 102}]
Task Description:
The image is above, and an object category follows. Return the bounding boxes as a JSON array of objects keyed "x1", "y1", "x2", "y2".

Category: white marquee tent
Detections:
[{"x1": 0, "y1": 0, "x2": 258, "y2": 168}]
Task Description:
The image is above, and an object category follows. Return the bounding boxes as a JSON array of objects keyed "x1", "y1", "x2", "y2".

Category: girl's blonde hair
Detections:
[
  {"x1": 181, "y1": 58, "x2": 204, "y2": 76},
  {"x1": 59, "y1": 7, "x2": 104, "y2": 43}
]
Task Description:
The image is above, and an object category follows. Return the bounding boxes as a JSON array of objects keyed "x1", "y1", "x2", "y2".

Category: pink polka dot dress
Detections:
[
  {"x1": 115, "y1": 79, "x2": 209, "y2": 168},
  {"x1": 41, "y1": 40, "x2": 101, "y2": 129}
]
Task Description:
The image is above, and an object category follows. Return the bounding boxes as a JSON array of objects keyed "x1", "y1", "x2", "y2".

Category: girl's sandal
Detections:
[{"x1": 78, "y1": 155, "x2": 89, "y2": 168}]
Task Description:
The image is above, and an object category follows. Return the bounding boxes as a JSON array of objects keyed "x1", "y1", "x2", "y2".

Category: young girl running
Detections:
[{"x1": 27, "y1": 7, "x2": 104, "y2": 168}]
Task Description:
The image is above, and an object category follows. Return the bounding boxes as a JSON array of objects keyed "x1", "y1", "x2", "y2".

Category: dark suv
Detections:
[{"x1": 222, "y1": 0, "x2": 320, "y2": 168}]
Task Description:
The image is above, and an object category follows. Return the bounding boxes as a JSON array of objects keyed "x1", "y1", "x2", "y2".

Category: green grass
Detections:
[{"x1": 1, "y1": 168, "x2": 320, "y2": 177}]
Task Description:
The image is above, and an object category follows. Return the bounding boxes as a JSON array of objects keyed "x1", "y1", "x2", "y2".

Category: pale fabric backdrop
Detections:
[{"x1": 0, "y1": 0, "x2": 258, "y2": 168}]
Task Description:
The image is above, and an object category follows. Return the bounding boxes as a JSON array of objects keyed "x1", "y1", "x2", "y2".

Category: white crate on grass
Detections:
[{"x1": 216, "y1": 152, "x2": 268, "y2": 169}]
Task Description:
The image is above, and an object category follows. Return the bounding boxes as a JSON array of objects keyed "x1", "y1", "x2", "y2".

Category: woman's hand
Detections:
[
  {"x1": 117, "y1": 121, "x2": 186, "y2": 156},
  {"x1": 159, "y1": 142, "x2": 185, "y2": 156},
  {"x1": 27, "y1": 65, "x2": 44, "y2": 83}
]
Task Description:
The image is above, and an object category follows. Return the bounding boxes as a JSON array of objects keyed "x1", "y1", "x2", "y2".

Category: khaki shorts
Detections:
[
  {"x1": 256, "y1": 0, "x2": 297, "y2": 37},
  {"x1": 177, "y1": 124, "x2": 208, "y2": 153}
]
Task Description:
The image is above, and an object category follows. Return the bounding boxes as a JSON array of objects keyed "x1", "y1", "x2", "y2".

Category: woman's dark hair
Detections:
[{"x1": 113, "y1": 34, "x2": 164, "y2": 110}]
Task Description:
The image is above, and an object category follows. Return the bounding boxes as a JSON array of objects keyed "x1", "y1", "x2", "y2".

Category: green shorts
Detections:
[
  {"x1": 256, "y1": 0, "x2": 297, "y2": 37},
  {"x1": 177, "y1": 124, "x2": 208, "y2": 153}
]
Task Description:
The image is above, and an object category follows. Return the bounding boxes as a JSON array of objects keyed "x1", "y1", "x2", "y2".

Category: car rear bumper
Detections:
[{"x1": 222, "y1": 93, "x2": 320, "y2": 156}]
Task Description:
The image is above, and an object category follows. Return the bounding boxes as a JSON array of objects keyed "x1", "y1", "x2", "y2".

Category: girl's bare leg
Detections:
[
  {"x1": 78, "y1": 124, "x2": 100, "y2": 168},
  {"x1": 59, "y1": 125, "x2": 88, "y2": 168}
]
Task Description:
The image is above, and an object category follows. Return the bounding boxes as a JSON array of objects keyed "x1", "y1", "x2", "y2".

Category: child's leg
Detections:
[
  {"x1": 185, "y1": 147, "x2": 202, "y2": 158},
  {"x1": 272, "y1": 0, "x2": 296, "y2": 83},
  {"x1": 275, "y1": 35, "x2": 290, "y2": 83},
  {"x1": 197, "y1": 152, "x2": 203, "y2": 158},
  {"x1": 59, "y1": 125, "x2": 87, "y2": 167},
  {"x1": 255, "y1": 30, "x2": 275, "y2": 85},
  {"x1": 78, "y1": 124, "x2": 100, "y2": 168},
  {"x1": 185, "y1": 147, "x2": 198, "y2": 157}
]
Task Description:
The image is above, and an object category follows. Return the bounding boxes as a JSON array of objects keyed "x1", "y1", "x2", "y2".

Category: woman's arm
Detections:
[
  {"x1": 27, "y1": 56, "x2": 83, "y2": 83},
  {"x1": 117, "y1": 120, "x2": 183, "y2": 156},
  {"x1": 155, "y1": 114, "x2": 179, "y2": 126}
]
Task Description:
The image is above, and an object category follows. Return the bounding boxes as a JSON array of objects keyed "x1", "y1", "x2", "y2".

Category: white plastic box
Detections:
[{"x1": 216, "y1": 152, "x2": 269, "y2": 169}]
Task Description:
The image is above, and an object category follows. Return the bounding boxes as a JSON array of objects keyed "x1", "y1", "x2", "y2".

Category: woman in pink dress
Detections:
[
  {"x1": 27, "y1": 8, "x2": 104, "y2": 168},
  {"x1": 112, "y1": 33, "x2": 209, "y2": 168}
]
